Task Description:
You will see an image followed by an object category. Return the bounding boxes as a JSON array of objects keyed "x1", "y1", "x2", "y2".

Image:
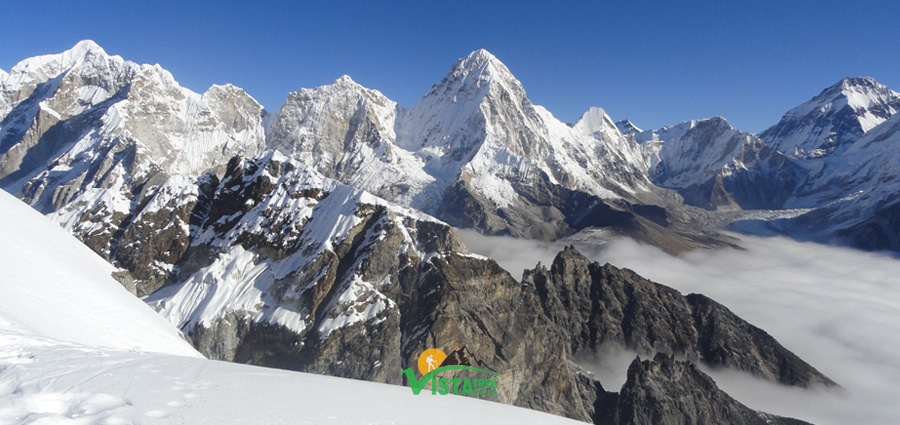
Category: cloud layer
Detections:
[{"x1": 457, "y1": 230, "x2": 900, "y2": 425}]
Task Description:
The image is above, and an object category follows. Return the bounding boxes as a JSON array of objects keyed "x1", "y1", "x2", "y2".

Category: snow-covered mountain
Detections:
[
  {"x1": 0, "y1": 40, "x2": 267, "y2": 293},
  {"x1": 633, "y1": 117, "x2": 803, "y2": 210},
  {"x1": 767, "y1": 110, "x2": 900, "y2": 250},
  {"x1": 267, "y1": 50, "x2": 669, "y2": 242},
  {"x1": 0, "y1": 41, "x2": 843, "y2": 425},
  {"x1": 0, "y1": 40, "x2": 265, "y2": 187},
  {"x1": 760, "y1": 77, "x2": 900, "y2": 159},
  {"x1": 614, "y1": 75, "x2": 900, "y2": 249},
  {"x1": 708, "y1": 78, "x2": 900, "y2": 249}
]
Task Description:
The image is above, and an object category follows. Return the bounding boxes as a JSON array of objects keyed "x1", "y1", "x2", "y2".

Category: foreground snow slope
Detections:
[
  {"x1": 0, "y1": 339, "x2": 585, "y2": 425},
  {"x1": 0, "y1": 189, "x2": 200, "y2": 357},
  {"x1": 0, "y1": 189, "x2": 584, "y2": 425}
]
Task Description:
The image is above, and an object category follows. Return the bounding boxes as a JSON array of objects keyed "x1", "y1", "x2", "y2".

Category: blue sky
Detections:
[{"x1": 2, "y1": 1, "x2": 898, "y2": 132}]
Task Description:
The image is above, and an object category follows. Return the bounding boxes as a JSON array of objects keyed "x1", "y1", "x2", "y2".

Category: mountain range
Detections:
[{"x1": 3, "y1": 40, "x2": 895, "y2": 424}]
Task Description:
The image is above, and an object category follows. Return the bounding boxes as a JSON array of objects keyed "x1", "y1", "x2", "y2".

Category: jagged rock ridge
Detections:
[{"x1": 523, "y1": 246, "x2": 834, "y2": 388}]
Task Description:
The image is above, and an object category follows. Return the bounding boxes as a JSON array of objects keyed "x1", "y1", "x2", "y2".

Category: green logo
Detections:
[{"x1": 401, "y1": 347, "x2": 499, "y2": 396}]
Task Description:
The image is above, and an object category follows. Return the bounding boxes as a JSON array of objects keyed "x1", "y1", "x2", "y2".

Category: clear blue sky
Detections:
[{"x1": 2, "y1": 1, "x2": 898, "y2": 133}]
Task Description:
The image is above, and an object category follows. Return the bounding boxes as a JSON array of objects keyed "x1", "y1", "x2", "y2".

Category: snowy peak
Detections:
[
  {"x1": 761, "y1": 76, "x2": 900, "y2": 158},
  {"x1": 5, "y1": 40, "x2": 115, "y2": 87},
  {"x1": 420, "y1": 48, "x2": 526, "y2": 106},
  {"x1": 796, "y1": 77, "x2": 899, "y2": 130},
  {"x1": 573, "y1": 107, "x2": 621, "y2": 137},
  {"x1": 68, "y1": 39, "x2": 108, "y2": 58},
  {"x1": 452, "y1": 48, "x2": 512, "y2": 81},
  {"x1": 615, "y1": 119, "x2": 643, "y2": 135},
  {"x1": 265, "y1": 74, "x2": 400, "y2": 178},
  {"x1": 643, "y1": 117, "x2": 755, "y2": 187}
]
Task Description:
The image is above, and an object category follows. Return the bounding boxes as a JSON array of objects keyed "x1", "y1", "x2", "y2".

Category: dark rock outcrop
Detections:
[
  {"x1": 617, "y1": 353, "x2": 813, "y2": 425},
  {"x1": 523, "y1": 246, "x2": 835, "y2": 388},
  {"x1": 440, "y1": 345, "x2": 496, "y2": 372}
]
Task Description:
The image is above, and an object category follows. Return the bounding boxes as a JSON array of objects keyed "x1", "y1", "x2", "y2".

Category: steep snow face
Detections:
[
  {"x1": 0, "y1": 189, "x2": 200, "y2": 357},
  {"x1": 760, "y1": 77, "x2": 900, "y2": 159},
  {"x1": 135, "y1": 151, "x2": 470, "y2": 383},
  {"x1": 145, "y1": 151, "x2": 437, "y2": 336}
]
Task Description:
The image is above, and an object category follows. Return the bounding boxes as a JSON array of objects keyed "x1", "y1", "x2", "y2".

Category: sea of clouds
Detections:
[{"x1": 456, "y1": 229, "x2": 900, "y2": 425}]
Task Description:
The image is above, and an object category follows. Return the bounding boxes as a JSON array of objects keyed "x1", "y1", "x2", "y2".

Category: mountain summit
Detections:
[{"x1": 760, "y1": 77, "x2": 900, "y2": 158}]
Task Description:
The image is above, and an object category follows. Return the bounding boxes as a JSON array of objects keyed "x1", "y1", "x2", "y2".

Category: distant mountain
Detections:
[
  {"x1": 633, "y1": 117, "x2": 803, "y2": 211},
  {"x1": 613, "y1": 76, "x2": 900, "y2": 250},
  {"x1": 760, "y1": 77, "x2": 900, "y2": 159},
  {"x1": 737, "y1": 78, "x2": 900, "y2": 249}
]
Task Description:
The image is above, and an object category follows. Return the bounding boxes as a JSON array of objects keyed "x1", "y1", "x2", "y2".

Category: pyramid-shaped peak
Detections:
[
  {"x1": 451, "y1": 48, "x2": 513, "y2": 77},
  {"x1": 814, "y1": 76, "x2": 897, "y2": 103},
  {"x1": 573, "y1": 107, "x2": 615, "y2": 135}
]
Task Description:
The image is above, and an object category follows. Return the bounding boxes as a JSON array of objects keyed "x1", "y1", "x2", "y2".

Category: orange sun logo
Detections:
[{"x1": 417, "y1": 348, "x2": 447, "y2": 375}]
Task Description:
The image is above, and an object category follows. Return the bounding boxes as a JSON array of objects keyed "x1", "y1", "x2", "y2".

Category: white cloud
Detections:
[{"x1": 457, "y1": 230, "x2": 900, "y2": 425}]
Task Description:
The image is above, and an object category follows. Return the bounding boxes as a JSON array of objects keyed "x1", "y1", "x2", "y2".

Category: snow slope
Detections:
[
  {"x1": 0, "y1": 188, "x2": 582, "y2": 425},
  {"x1": 0, "y1": 338, "x2": 584, "y2": 425},
  {"x1": 0, "y1": 189, "x2": 199, "y2": 357}
]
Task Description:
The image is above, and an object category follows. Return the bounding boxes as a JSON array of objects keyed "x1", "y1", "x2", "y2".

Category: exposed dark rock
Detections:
[
  {"x1": 837, "y1": 197, "x2": 900, "y2": 251},
  {"x1": 687, "y1": 293, "x2": 836, "y2": 387},
  {"x1": 440, "y1": 345, "x2": 496, "y2": 372},
  {"x1": 617, "y1": 353, "x2": 813, "y2": 425},
  {"x1": 523, "y1": 246, "x2": 835, "y2": 388}
]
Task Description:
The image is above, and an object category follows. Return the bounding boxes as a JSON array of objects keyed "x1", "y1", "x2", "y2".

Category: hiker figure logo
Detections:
[{"x1": 402, "y1": 346, "x2": 499, "y2": 396}]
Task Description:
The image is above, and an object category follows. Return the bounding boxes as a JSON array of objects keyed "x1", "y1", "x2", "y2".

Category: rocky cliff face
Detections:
[
  {"x1": 523, "y1": 246, "x2": 835, "y2": 388},
  {"x1": 617, "y1": 354, "x2": 813, "y2": 425}
]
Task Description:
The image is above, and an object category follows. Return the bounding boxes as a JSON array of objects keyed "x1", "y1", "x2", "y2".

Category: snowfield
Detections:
[{"x1": 0, "y1": 189, "x2": 584, "y2": 425}]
